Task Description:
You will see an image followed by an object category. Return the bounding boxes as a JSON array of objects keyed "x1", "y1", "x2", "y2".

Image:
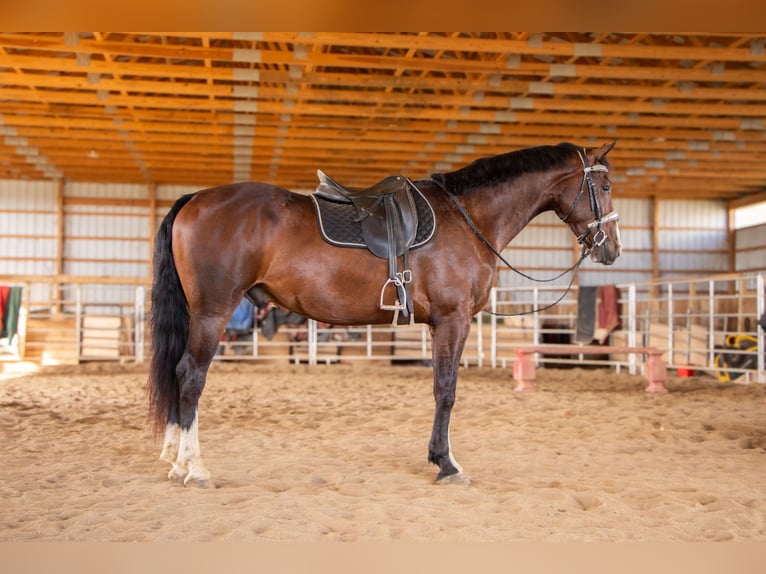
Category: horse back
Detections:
[{"x1": 174, "y1": 182, "x2": 312, "y2": 241}]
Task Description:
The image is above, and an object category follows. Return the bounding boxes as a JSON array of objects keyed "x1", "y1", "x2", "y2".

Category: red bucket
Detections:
[{"x1": 677, "y1": 365, "x2": 695, "y2": 377}]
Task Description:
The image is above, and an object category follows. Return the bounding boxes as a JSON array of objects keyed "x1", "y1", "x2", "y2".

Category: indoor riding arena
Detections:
[{"x1": 1, "y1": 32, "x2": 765, "y2": 543}]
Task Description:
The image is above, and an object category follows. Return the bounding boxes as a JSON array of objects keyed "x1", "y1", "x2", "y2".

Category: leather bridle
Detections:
[{"x1": 560, "y1": 147, "x2": 620, "y2": 251}]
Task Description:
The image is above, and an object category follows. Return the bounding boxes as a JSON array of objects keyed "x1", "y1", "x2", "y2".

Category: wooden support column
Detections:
[
  {"x1": 53, "y1": 178, "x2": 65, "y2": 313},
  {"x1": 649, "y1": 195, "x2": 660, "y2": 310},
  {"x1": 727, "y1": 204, "x2": 741, "y2": 330},
  {"x1": 727, "y1": 205, "x2": 736, "y2": 274},
  {"x1": 651, "y1": 195, "x2": 660, "y2": 281},
  {"x1": 148, "y1": 181, "x2": 157, "y2": 279}
]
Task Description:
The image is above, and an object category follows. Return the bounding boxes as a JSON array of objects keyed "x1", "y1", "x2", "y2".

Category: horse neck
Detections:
[{"x1": 461, "y1": 171, "x2": 561, "y2": 250}]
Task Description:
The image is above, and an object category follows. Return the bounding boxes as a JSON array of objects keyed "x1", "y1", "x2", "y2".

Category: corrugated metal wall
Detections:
[
  {"x1": 0, "y1": 179, "x2": 58, "y2": 276},
  {"x1": 657, "y1": 199, "x2": 730, "y2": 277},
  {"x1": 499, "y1": 211, "x2": 573, "y2": 290},
  {"x1": 156, "y1": 184, "x2": 200, "y2": 201},
  {"x1": 736, "y1": 222, "x2": 766, "y2": 273},
  {"x1": 154, "y1": 185, "x2": 200, "y2": 233},
  {"x1": 581, "y1": 197, "x2": 654, "y2": 286},
  {"x1": 66, "y1": 182, "x2": 147, "y2": 200},
  {"x1": 1, "y1": 179, "x2": 762, "y2": 298},
  {"x1": 63, "y1": 183, "x2": 151, "y2": 282},
  {"x1": 496, "y1": 197, "x2": 735, "y2": 289}
]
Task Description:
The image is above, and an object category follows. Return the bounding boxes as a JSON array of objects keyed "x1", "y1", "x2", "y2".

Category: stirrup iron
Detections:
[{"x1": 379, "y1": 276, "x2": 407, "y2": 312}]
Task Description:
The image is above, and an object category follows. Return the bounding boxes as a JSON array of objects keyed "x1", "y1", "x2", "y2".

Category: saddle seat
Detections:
[{"x1": 316, "y1": 169, "x2": 410, "y2": 202}]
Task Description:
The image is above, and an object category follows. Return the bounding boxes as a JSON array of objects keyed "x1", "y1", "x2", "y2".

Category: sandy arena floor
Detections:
[{"x1": 1, "y1": 361, "x2": 764, "y2": 541}]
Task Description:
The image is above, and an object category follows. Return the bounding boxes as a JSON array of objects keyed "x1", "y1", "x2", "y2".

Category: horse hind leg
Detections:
[
  {"x1": 168, "y1": 317, "x2": 225, "y2": 488},
  {"x1": 159, "y1": 406, "x2": 181, "y2": 469},
  {"x1": 167, "y1": 349, "x2": 215, "y2": 488}
]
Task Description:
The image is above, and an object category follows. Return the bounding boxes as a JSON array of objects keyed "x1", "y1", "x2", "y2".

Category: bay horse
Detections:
[{"x1": 147, "y1": 141, "x2": 621, "y2": 487}]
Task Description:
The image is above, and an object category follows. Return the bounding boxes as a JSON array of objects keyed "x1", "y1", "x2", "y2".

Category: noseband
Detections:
[{"x1": 560, "y1": 148, "x2": 619, "y2": 251}]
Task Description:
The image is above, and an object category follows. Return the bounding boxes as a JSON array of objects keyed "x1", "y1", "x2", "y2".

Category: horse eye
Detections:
[{"x1": 602, "y1": 184, "x2": 611, "y2": 193}]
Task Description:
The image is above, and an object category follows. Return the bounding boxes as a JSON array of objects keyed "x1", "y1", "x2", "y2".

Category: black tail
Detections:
[{"x1": 146, "y1": 193, "x2": 196, "y2": 435}]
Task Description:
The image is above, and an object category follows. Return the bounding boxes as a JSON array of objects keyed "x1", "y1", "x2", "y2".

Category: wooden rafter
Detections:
[{"x1": 0, "y1": 32, "x2": 764, "y2": 201}]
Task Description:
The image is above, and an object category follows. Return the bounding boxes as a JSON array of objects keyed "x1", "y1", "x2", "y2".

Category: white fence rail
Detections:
[
  {"x1": 484, "y1": 273, "x2": 764, "y2": 383},
  {"x1": 2, "y1": 273, "x2": 763, "y2": 384}
]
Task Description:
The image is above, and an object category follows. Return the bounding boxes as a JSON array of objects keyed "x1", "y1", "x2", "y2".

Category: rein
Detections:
[
  {"x1": 439, "y1": 181, "x2": 589, "y2": 316},
  {"x1": 432, "y1": 147, "x2": 615, "y2": 317}
]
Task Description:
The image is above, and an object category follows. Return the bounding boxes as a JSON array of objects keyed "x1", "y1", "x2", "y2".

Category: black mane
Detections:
[{"x1": 431, "y1": 142, "x2": 581, "y2": 196}]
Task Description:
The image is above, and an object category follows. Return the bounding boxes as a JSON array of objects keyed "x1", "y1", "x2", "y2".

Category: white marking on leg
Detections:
[
  {"x1": 159, "y1": 422, "x2": 180, "y2": 463},
  {"x1": 447, "y1": 422, "x2": 464, "y2": 474},
  {"x1": 160, "y1": 422, "x2": 188, "y2": 482},
  {"x1": 177, "y1": 412, "x2": 212, "y2": 486}
]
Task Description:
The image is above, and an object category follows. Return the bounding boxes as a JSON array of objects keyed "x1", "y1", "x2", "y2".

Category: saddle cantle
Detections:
[{"x1": 310, "y1": 170, "x2": 436, "y2": 322}]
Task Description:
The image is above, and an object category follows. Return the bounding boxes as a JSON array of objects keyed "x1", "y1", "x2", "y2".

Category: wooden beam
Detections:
[
  {"x1": 275, "y1": 32, "x2": 766, "y2": 64},
  {"x1": 5, "y1": 99, "x2": 766, "y2": 153},
  {"x1": 3, "y1": 54, "x2": 766, "y2": 105},
  {"x1": 3, "y1": 65, "x2": 766, "y2": 121},
  {"x1": 728, "y1": 207, "x2": 737, "y2": 274},
  {"x1": 2, "y1": 34, "x2": 766, "y2": 88},
  {"x1": 4, "y1": 68, "x2": 766, "y2": 109},
  {"x1": 4, "y1": 32, "x2": 764, "y2": 65},
  {"x1": 148, "y1": 181, "x2": 156, "y2": 279},
  {"x1": 54, "y1": 178, "x2": 64, "y2": 313},
  {"x1": 652, "y1": 195, "x2": 660, "y2": 281},
  {"x1": 2, "y1": 91, "x2": 763, "y2": 138},
  {"x1": 728, "y1": 189, "x2": 766, "y2": 209},
  {"x1": 1, "y1": 32, "x2": 765, "y2": 205}
]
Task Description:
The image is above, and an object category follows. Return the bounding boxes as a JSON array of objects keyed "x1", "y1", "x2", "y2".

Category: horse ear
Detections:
[{"x1": 596, "y1": 141, "x2": 617, "y2": 160}]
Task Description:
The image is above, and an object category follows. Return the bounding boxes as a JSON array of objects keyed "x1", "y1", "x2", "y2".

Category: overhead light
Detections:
[{"x1": 87, "y1": 149, "x2": 99, "y2": 159}]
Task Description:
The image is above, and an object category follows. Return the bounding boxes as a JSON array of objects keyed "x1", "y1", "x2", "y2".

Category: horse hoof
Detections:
[
  {"x1": 167, "y1": 469, "x2": 187, "y2": 484},
  {"x1": 436, "y1": 472, "x2": 471, "y2": 486},
  {"x1": 184, "y1": 477, "x2": 215, "y2": 489}
]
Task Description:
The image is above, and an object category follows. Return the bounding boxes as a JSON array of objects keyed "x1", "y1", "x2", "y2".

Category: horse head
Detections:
[{"x1": 556, "y1": 141, "x2": 622, "y2": 265}]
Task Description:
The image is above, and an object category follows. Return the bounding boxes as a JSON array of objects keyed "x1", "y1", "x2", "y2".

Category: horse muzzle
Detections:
[
  {"x1": 584, "y1": 213, "x2": 621, "y2": 265},
  {"x1": 590, "y1": 241, "x2": 621, "y2": 265}
]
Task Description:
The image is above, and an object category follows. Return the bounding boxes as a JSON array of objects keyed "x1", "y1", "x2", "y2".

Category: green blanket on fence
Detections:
[{"x1": 1, "y1": 286, "x2": 22, "y2": 341}]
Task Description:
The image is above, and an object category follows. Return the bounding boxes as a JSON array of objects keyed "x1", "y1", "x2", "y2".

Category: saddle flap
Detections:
[{"x1": 359, "y1": 188, "x2": 418, "y2": 259}]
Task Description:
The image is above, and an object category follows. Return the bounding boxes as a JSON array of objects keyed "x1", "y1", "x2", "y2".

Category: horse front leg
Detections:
[{"x1": 428, "y1": 316, "x2": 471, "y2": 485}]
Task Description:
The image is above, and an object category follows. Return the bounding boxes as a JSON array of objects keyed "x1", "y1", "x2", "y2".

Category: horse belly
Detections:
[{"x1": 260, "y1": 245, "x2": 399, "y2": 325}]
